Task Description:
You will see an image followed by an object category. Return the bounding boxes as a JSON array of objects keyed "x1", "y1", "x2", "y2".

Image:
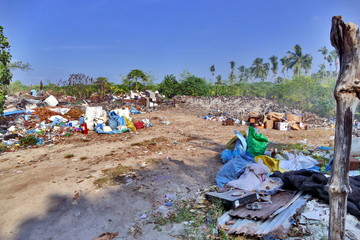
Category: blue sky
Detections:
[{"x1": 1, "y1": 0, "x2": 360, "y2": 85}]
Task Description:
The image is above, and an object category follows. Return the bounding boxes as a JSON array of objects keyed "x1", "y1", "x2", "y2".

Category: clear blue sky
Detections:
[{"x1": 1, "y1": 0, "x2": 360, "y2": 85}]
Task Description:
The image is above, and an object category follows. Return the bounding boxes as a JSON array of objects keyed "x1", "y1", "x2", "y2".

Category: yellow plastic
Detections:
[
  {"x1": 255, "y1": 155, "x2": 288, "y2": 172},
  {"x1": 125, "y1": 116, "x2": 137, "y2": 132}
]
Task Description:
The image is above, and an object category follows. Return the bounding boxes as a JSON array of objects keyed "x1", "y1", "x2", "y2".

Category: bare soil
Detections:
[{"x1": 0, "y1": 107, "x2": 334, "y2": 240}]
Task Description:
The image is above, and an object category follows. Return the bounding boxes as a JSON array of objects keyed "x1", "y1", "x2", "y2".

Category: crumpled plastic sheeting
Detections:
[
  {"x1": 216, "y1": 151, "x2": 255, "y2": 188},
  {"x1": 221, "y1": 130, "x2": 247, "y2": 164},
  {"x1": 226, "y1": 159, "x2": 270, "y2": 190},
  {"x1": 276, "y1": 152, "x2": 319, "y2": 171}
]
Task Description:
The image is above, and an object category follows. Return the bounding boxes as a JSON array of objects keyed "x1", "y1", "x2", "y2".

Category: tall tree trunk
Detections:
[{"x1": 328, "y1": 16, "x2": 360, "y2": 240}]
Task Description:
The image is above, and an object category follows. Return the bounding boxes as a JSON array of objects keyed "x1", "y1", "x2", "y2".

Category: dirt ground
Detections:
[{"x1": 0, "y1": 107, "x2": 335, "y2": 240}]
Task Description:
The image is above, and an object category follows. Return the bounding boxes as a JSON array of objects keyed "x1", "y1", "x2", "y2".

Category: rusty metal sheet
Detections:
[
  {"x1": 220, "y1": 193, "x2": 311, "y2": 238},
  {"x1": 228, "y1": 191, "x2": 295, "y2": 220}
]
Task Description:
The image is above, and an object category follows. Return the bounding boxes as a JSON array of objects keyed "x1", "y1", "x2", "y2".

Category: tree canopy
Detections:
[{"x1": 0, "y1": 26, "x2": 12, "y2": 114}]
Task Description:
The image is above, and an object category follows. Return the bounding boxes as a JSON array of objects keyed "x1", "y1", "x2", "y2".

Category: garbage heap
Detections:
[
  {"x1": 208, "y1": 127, "x2": 360, "y2": 239},
  {"x1": 203, "y1": 111, "x2": 332, "y2": 130},
  {"x1": 1, "y1": 93, "x2": 151, "y2": 153}
]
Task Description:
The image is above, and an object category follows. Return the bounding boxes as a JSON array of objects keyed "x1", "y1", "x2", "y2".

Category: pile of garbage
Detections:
[
  {"x1": 208, "y1": 127, "x2": 360, "y2": 238},
  {"x1": 1, "y1": 105, "x2": 150, "y2": 153},
  {"x1": 203, "y1": 111, "x2": 333, "y2": 131},
  {"x1": 181, "y1": 96, "x2": 332, "y2": 129}
]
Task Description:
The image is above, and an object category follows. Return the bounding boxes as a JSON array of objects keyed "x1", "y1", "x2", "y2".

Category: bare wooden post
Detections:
[{"x1": 329, "y1": 16, "x2": 360, "y2": 240}]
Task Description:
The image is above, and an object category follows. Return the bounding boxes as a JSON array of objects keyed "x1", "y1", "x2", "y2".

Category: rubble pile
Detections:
[{"x1": 179, "y1": 96, "x2": 331, "y2": 129}]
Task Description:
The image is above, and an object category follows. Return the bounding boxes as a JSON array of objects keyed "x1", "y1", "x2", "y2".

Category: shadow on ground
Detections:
[{"x1": 13, "y1": 137, "x2": 224, "y2": 240}]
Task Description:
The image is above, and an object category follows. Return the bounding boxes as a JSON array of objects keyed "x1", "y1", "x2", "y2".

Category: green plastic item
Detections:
[{"x1": 247, "y1": 126, "x2": 269, "y2": 157}]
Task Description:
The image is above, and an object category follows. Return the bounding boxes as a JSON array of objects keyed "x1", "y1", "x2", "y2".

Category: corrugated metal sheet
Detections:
[
  {"x1": 218, "y1": 193, "x2": 311, "y2": 238},
  {"x1": 228, "y1": 191, "x2": 295, "y2": 220}
]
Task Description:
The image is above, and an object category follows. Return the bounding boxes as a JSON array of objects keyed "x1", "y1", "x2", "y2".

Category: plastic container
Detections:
[{"x1": 81, "y1": 123, "x2": 88, "y2": 134}]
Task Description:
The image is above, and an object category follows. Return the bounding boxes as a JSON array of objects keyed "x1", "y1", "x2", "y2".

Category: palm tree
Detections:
[
  {"x1": 318, "y1": 46, "x2": 328, "y2": 73},
  {"x1": 330, "y1": 50, "x2": 339, "y2": 74},
  {"x1": 237, "y1": 65, "x2": 246, "y2": 82},
  {"x1": 210, "y1": 65, "x2": 215, "y2": 80},
  {"x1": 287, "y1": 44, "x2": 312, "y2": 76},
  {"x1": 318, "y1": 63, "x2": 326, "y2": 80},
  {"x1": 229, "y1": 61, "x2": 235, "y2": 85},
  {"x1": 327, "y1": 54, "x2": 333, "y2": 73},
  {"x1": 269, "y1": 55, "x2": 278, "y2": 81},
  {"x1": 280, "y1": 56, "x2": 290, "y2": 78},
  {"x1": 251, "y1": 58, "x2": 269, "y2": 81},
  {"x1": 303, "y1": 54, "x2": 313, "y2": 75},
  {"x1": 215, "y1": 75, "x2": 222, "y2": 85}
]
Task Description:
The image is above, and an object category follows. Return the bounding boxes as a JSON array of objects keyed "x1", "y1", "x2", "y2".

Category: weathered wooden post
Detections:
[{"x1": 329, "y1": 16, "x2": 360, "y2": 240}]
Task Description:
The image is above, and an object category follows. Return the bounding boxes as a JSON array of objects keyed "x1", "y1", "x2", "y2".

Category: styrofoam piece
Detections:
[{"x1": 44, "y1": 95, "x2": 59, "y2": 106}]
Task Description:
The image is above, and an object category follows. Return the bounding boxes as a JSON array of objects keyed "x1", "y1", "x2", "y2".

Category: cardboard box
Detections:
[
  {"x1": 276, "y1": 122, "x2": 290, "y2": 131},
  {"x1": 286, "y1": 113, "x2": 302, "y2": 122},
  {"x1": 249, "y1": 117, "x2": 257, "y2": 123},
  {"x1": 265, "y1": 120, "x2": 274, "y2": 129}
]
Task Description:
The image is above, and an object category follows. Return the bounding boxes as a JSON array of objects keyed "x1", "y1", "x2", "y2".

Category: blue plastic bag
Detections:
[
  {"x1": 216, "y1": 152, "x2": 255, "y2": 187},
  {"x1": 221, "y1": 130, "x2": 247, "y2": 164}
]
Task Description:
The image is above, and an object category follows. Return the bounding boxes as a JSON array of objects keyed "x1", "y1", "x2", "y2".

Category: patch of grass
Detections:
[
  {"x1": 131, "y1": 137, "x2": 168, "y2": 147},
  {"x1": 93, "y1": 177, "x2": 110, "y2": 188},
  {"x1": 312, "y1": 155, "x2": 331, "y2": 171},
  {"x1": 274, "y1": 143, "x2": 307, "y2": 151},
  {"x1": 151, "y1": 194, "x2": 239, "y2": 240},
  {"x1": 94, "y1": 165, "x2": 135, "y2": 188},
  {"x1": 64, "y1": 154, "x2": 75, "y2": 158}
]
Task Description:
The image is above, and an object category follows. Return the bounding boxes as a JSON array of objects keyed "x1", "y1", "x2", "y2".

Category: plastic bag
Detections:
[
  {"x1": 221, "y1": 130, "x2": 248, "y2": 164},
  {"x1": 226, "y1": 158, "x2": 269, "y2": 190},
  {"x1": 125, "y1": 117, "x2": 137, "y2": 132},
  {"x1": 247, "y1": 126, "x2": 269, "y2": 157},
  {"x1": 216, "y1": 152, "x2": 255, "y2": 187}
]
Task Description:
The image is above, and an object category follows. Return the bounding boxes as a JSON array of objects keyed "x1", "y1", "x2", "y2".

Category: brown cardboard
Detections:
[
  {"x1": 265, "y1": 120, "x2": 274, "y2": 129},
  {"x1": 286, "y1": 113, "x2": 302, "y2": 122}
]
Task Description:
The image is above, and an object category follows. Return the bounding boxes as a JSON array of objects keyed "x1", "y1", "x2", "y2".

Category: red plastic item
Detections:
[
  {"x1": 81, "y1": 123, "x2": 88, "y2": 134},
  {"x1": 134, "y1": 121, "x2": 145, "y2": 130}
]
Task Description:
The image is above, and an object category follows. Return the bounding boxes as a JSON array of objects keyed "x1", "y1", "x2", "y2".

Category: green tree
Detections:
[
  {"x1": 280, "y1": 56, "x2": 290, "y2": 78},
  {"x1": 251, "y1": 58, "x2": 269, "y2": 81},
  {"x1": 287, "y1": 44, "x2": 312, "y2": 76},
  {"x1": 269, "y1": 55, "x2": 278, "y2": 81},
  {"x1": 318, "y1": 46, "x2": 328, "y2": 71},
  {"x1": 126, "y1": 69, "x2": 148, "y2": 90},
  {"x1": 179, "y1": 75, "x2": 210, "y2": 96},
  {"x1": 158, "y1": 74, "x2": 179, "y2": 98},
  {"x1": 8, "y1": 61, "x2": 32, "y2": 71},
  {"x1": 0, "y1": 26, "x2": 12, "y2": 114},
  {"x1": 8, "y1": 80, "x2": 29, "y2": 94},
  {"x1": 330, "y1": 50, "x2": 339, "y2": 74},
  {"x1": 237, "y1": 65, "x2": 247, "y2": 82},
  {"x1": 229, "y1": 61, "x2": 236, "y2": 85},
  {"x1": 215, "y1": 75, "x2": 223, "y2": 85},
  {"x1": 94, "y1": 77, "x2": 111, "y2": 97}
]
